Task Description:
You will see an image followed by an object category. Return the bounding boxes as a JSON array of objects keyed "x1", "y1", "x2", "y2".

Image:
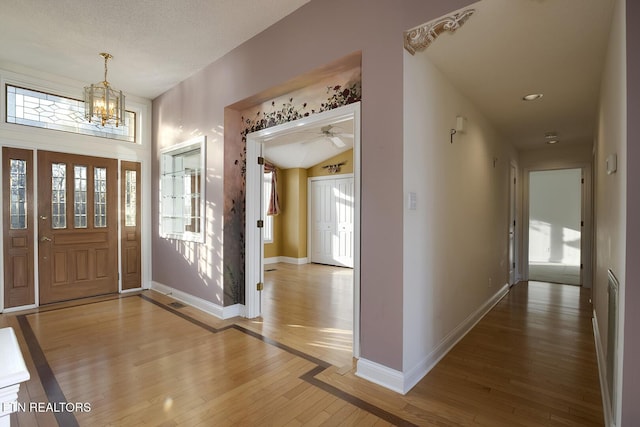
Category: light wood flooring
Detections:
[{"x1": 0, "y1": 266, "x2": 603, "y2": 426}]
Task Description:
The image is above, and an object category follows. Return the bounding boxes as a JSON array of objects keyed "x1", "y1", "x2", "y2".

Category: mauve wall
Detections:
[
  {"x1": 623, "y1": 1, "x2": 639, "y2": 424},
  {"x1": 152, "y1": 0, "x2": 475, "y2": 370}
]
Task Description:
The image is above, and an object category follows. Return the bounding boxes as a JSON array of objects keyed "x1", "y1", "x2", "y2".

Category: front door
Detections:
[{"x1": 37, "y1": 151, "x2": 118, "y2": 304}]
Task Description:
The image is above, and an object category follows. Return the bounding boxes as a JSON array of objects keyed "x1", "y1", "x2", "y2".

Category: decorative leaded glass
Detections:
[
  {"x1": 74, "y1": 166, "x2": 88, "y2": 228},
  {"x1": 9, "y1": 159, "x2": 27, "y2": 230},
  {"x1": 125, "y1": 170, "x2": 137, "y2": 227},
  {"x1": 52, "y1": 163, "x2": 67, "y2": 229},
  {"x1": 6, "y1": 85, "x2": 136, "y2": 143},
  {"x1": 94, "y1": 167, "x2": 107, "y2": 228}
]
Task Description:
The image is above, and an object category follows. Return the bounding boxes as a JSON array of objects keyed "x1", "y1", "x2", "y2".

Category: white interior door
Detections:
[
  {"x1": 312, "y1": 179, "x2": 335, "y2": 264},
  {"x1": 310, "y1": 176, "x2": 354, "y2": 268}
]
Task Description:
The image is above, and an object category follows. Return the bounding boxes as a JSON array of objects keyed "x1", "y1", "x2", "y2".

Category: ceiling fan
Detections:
[{"x1": 307, "y1": 124, "x2": 353, "y2": 148}]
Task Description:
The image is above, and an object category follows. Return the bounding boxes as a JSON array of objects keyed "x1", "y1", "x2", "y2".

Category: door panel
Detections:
[
  {"x1": 311, "y1": 180, "x2": 335, "y2": 264},
  {"x1": 310, "y1": 177, "x2": 354, "y2": 268},
  {"x1": 38, "y1": 151, "x2": 118, "y2": 304},
  {"x1": 121, "y1": 161, "x2": 141, "y2": 290},
  {"x1": 3, "y1": 147, "x2": 35, "y2": 308},
  {"x1": 334, "y1": 178, "x2": 354, "y2": 268}
]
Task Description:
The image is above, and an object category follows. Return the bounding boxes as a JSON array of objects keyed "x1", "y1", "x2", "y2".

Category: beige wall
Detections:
[
  {"x1": 402, "y1": 47, "x2": 519, "y2": 377},
  {"x1": 594, "y1": 0, "x2": 627, "y2": 421},
  {"x1": 281, "y1": 168, "x2": 308, "y2": 259}
]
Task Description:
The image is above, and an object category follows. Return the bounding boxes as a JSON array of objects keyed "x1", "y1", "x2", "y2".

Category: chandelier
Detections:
[{"x1": 84, "y1": 53, "x2": 125, "y2": 127}]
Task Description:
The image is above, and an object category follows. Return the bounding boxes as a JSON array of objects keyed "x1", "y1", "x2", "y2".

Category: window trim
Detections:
[{"x1": 159, "y1": 136, "x2": 206, "y2": 243}]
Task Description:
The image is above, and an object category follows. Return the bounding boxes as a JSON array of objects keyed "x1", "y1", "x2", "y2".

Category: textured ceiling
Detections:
[
  {"x1": 0, "y1": 0, "x2": 310, "y2": 99},
  {"x1": 264, "y1": 118, "x2": 354, "y2": 169}
]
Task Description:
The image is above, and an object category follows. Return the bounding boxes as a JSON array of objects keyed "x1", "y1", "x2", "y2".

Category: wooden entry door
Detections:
[{"x1": 37, "y1": 151, "x2": 118, "y2": 304}]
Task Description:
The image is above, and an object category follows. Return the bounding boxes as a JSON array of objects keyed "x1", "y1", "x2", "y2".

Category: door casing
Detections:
[{"x1": 245, "y1": 102, "x2": 361, "y2": 357}]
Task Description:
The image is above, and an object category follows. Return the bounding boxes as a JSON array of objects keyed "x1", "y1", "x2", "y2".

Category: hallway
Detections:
[{"x1": 3, "y1": 280, "x2": 603, "y2": 426}]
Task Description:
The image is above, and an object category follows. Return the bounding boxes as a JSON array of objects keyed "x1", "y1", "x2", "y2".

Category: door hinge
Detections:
[
  {"x1": 581, "y1": 178, "x2": 585, "y2": 184},
  {"x1": 581, "y1": 264, "x2": 584, "y2": 270},
  {"x1": 512, "y1": 262, "x2": 516, "y2": 269},
  {"x1": 256, "y1": 282, "x2": 264, "y2": 291},
  {"x1": 257, "y1": 220, "x2": 264, "y2": 228},
  {"x1": 257, "y1": 156, "x2": 265, "y2": 165},
  {"x1": 581, "y1": 221, "x2": 584, "y2": 227}
]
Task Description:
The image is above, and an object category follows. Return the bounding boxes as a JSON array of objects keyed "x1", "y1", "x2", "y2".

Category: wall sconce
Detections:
[{"x1": 450, "y1": 115, "x2": 467, "y2": 143}]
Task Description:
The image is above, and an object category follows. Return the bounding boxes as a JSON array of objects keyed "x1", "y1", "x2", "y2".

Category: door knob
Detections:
[
  {"x1": 40, "y1": 236, "x2": 52, "y2": 242},
  {"x1": 40, "y1": 215, "x2": 48, "y2": 220}
]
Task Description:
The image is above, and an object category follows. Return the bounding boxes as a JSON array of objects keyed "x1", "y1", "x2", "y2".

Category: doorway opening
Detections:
[
  {"x1": 527, "y1": 168, "x2": 583, "y2": 285},
  {"x1": 245, "y1": 103, "x2": 361, "y2": 362}
]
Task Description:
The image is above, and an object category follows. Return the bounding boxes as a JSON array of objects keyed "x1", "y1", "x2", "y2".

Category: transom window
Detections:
[{"x1": 6, "y1": 84, "x2": 136, "y2": 143}]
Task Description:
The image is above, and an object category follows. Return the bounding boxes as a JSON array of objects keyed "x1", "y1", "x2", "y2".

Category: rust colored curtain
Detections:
[{"x1": 264, "y1": 162, "x2": 280, "y2": 216}]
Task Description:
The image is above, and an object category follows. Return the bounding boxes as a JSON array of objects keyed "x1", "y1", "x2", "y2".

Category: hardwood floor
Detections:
[
  {"x1": 1, "y1": 274, "x2": 603, "y2": 426},
  {"x1": 239, "y1": 262, "x2": 354, "y2": 368}
]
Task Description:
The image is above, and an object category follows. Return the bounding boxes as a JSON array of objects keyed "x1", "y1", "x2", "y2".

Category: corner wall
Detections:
[
  {"x1": 402, "y1": 49, "x2": 517, "y2": 389},
  {"x1": 152, "y1": 0, "x2": 477, "y2": 371}
]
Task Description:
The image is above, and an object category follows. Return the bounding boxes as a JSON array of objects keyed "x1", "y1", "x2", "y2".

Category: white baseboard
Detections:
[
  {"x1": 593, "y1": 311, "x2": 614, "y2": 427},
  {"x1": 405, "y1": 283, "x2": 510, "y2": 393},
  {"x1": 1, "y1": 304, "x2": 37, "y2": 314},
  {"x1": 150, "y1": 281, "x2": 244, "y2": 320},
  {"x1": 356, "y1": 358, "x2": 405, "y2": 394},
  {"x1": 356, "y1": 283, "x2": 509, "y2": 395},
  {"x1": 264, "y1": 257, "x2": 309, "y2": 265}
]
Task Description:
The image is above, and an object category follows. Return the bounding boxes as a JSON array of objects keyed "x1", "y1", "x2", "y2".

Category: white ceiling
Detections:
[
  {"x1": 0, "y1": 0, "x2": 309, "y2": 99},
  {"x1": 264, "y1": 119, "x2": 354, "y2": 169},
  {"x1": 0, "y1": 0, "x2": 615, "y2": 153},
  {"x1": 424, "y1": 0, "x2": 615, "y2": 150}
]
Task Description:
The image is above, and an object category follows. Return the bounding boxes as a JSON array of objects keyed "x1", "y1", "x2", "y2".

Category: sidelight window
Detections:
[
  {"x1": 9, "y1": 159, "x2": 28, "y2": 230},
  {"x1": 125, "y1": 170, "x2": 137, "y2": 227}
]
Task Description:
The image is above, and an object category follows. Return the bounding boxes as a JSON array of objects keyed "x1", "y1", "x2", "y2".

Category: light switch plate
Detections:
[{"x1": 408, "y1": 192, "x2": 417, "y2": 210}]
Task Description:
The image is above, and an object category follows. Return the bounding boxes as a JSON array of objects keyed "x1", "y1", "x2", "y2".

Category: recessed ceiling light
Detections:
[
  {"x1": 546, "y1": 139, "x2": 559, "y2": 145},
  {"x1": 522, "y1": 93, "x2": 543, "y2": 101}
]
